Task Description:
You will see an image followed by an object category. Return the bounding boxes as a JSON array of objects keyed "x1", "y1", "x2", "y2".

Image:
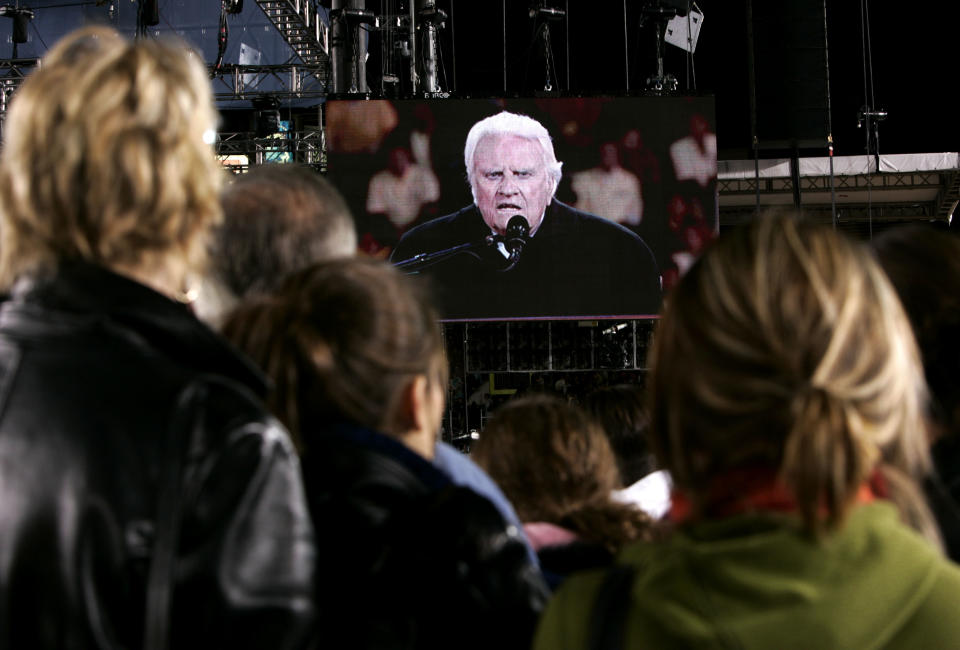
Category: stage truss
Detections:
[
  {"x1": 718, "y1": 154, "x2": 960, "y2": 234},
  {"x1": 1, "y1": 60, "x2": 327, "y2": 170},
  {"x1": 216, "y1": 128, "x2": 325, "y2": 173}
]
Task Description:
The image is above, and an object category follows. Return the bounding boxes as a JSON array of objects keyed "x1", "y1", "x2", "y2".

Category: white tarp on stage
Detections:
[{"x1": 718, "y1": 153, "x2": 960, "y2": 179}]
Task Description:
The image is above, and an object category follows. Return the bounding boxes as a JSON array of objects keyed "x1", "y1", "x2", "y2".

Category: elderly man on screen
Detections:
[{"x1": 391, "y1": 111, "x2": 661, "y2": 319}]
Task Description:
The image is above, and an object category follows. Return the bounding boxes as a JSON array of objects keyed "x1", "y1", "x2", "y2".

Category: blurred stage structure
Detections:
[
  {"x1": 0, "y1": 1, "x2": 958, "y2": 442},
  {"x1": 0, "y1": 0, "x2": 452, "y2": 169},
  {"x1": 718, "y1": 153, "x2": 960, "y2": 235},
  {"x1": 254, "y1": 0, "x2": 329, "y2": 67},
  {"x1": 0, "y1": 2, "x2": 957, "y2": 218},
  {"x1": 0, "y1": 56, "x2": 35, "y2": 119}
]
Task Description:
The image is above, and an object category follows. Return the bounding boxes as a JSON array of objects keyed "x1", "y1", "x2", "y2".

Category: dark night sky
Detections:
[
  {"x1": 7, "y1": 1, "x2": 954, "y2": 159},
  {"x1": 439, "y1": 1, "x2": 958, "y2": 159}
]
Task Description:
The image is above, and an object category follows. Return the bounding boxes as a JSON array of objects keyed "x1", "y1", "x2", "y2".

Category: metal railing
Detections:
[{"x1": 254, "y1": 0, "x2": 329, "y2": 69}]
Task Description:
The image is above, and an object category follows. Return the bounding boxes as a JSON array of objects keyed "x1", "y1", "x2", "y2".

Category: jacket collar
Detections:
[
  {"x1": 330, "y1": 419, "x2": 451, "y2": 492},
  {"x1": 5, "y1": 261, "x2": 268, "y2": 396}
]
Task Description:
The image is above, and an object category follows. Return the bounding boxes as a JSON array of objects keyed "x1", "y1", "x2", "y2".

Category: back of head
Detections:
[
  {"x1": 0, "y1": 27, "x2": 222, "y2": 285},
  {"x1": 222, "y1": 257, "x2": 444, "y2": 449},
  {"x1": 583, "y1": 384, "x2": 655, "y2": 487},
  {"x1": 873, "y1": 225, "x2": 960, "y2": 439},
  {"x1": 215, "y1": 164, "x2": 357, "y2": 298},
  {"x1": 649, "y1": 214, "x2": 935, "y2": 538},
  {"x1": 473, "y1": 394, "x2": 650, "y2": 551}
]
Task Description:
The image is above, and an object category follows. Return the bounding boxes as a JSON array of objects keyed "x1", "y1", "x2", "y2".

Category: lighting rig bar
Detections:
[
  {"x1": 0, "y1": 57, "x2": 37, "y2": 124},
  {"x1": 216, "y1": 128, "x2": 325, "y2": 171},
  {"x1": 208, "y1": 63, "x2": 327, "y2": 100},
  {"x1": 3, "y1": 62, "x2": 325, "y2": 123}
]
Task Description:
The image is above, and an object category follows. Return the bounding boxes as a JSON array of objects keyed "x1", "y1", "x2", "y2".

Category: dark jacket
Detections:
[
  {"x1": 305, "y1": 422, "x2": 550, "y2": 650},
  {"x1": 391, "y1": 200, "x2": 662, "y2": 319},
  {"x1": 432, "y1": 440, "x2": 539, "y2": 567},
  {"x1": 926, "y1": 435, "x2": 960, "y2": 562},
  {"x1": 537, "y1": 543, "x2": 613, "y2": 591},
  {"x1": 523, "y1": 522, "x2": 614, "y2": 591},
  {"x1": 0, "y1": 262, "x2": 315, "y2": 650}
]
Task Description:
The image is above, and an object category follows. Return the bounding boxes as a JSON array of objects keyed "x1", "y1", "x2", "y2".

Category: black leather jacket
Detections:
[
  {"x1": 305, "y1": 422, "x2": 550, "y2": 650},
  {"x1": 0, "y1": 263, "x2": 315, "y2": 650}
]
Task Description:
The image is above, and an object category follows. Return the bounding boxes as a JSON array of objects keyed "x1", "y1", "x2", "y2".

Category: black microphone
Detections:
[{"x1": 501, "y1": 215, "x2": 529, "y2": 271}]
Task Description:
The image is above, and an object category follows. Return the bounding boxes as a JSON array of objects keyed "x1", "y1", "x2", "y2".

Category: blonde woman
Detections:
[
  {"x1": 535, "y1": 215, "x2": 960, "y2": 649},
  {"x1": 0, "y1": 28, "x2": 314, "y2": 649}
]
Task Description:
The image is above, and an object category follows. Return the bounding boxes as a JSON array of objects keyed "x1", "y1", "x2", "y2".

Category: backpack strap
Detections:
[{"x1": 586, "y1": 564, "x2": 637, "y2": 650}]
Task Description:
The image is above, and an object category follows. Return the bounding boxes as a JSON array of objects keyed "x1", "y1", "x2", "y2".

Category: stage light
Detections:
[
  {"x1": 665, "y1": 3, "x2": 704, "y2": 54},
  {"x1": 0, "y1": 6, "x2": 35, "y2": 46},
  {"x1": 252, "y1": 95, "x2": 281, "y2": 138},
  {"x1": 142, "y1": 0, "x2": 159, "y2": 26}
]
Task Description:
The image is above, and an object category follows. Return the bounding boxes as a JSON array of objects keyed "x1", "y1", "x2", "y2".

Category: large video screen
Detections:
[{"x1": 326, "y1": 96, "x2": 717, "y2": 320}]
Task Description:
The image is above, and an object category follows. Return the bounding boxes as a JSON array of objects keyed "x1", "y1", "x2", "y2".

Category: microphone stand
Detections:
[
  {"x1": 395, "y1": 215, "x2": 529, "y2": 273},
  {"x1": 393, "y1": 236, "x2": 497, "y2": 272},
  {"x1": 501, "y1": 248, "x2": 522, "y2": 272}
]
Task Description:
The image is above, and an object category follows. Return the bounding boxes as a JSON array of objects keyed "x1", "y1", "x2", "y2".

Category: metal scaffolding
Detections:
[
  {"x1": 216, "y1": 127, "x2": 325, "y2": 172},
  {"x1": 0, "y1": 58, "x2": 38, "y2": 136},
  {"x1": 254, "y1": 0, "x2": 330, "y2": 68},
  {"x1": 209, "y1": 63, "x2": 327, "y2": 101}
]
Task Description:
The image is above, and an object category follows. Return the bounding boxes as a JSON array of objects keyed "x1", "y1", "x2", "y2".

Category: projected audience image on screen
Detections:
[{"x1": 326, "y1": 98, "x2": 718, "y2": 320}]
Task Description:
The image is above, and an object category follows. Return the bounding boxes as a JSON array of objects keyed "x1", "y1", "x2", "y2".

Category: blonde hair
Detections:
[
  {"x1": 649, "y1": 214, "x2": 939, "y2": 543},
  {"x1": 0, "y1": 27, "x2": 223, "y2": 286}
]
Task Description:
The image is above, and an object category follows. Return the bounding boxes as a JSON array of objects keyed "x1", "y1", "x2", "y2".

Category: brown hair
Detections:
[
  {"x1": 0, "y1": 27, "x2": 223, "y2": 286},
  {"x1": 583, "y1": 384, "x2": 655, "y2": 487},
  {"x1": 648, "y1": 214, "x2": 939, "y2": 544},
  {"x1": 473, "y1": 394, "x2": 652, "y2": 553},
  {"x1": 222, "y1": 258, "x2": 446, "y2": 449},
  {"x1": 215, "y1": 164, "x2": 357, "y2": 298}
]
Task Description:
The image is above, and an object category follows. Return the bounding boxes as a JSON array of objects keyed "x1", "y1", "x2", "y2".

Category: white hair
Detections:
[{"x1": 463, "y1": 111, "x2": 563, "y2": 201}]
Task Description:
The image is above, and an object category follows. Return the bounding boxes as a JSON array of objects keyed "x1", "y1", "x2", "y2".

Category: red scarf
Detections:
[{"x1": 669, "y1": 467, "x2": 885, "y2": 524}]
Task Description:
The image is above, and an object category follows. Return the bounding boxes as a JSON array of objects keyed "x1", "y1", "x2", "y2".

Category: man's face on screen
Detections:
[{"x1": 472, "y1": 134, "x2": 552, "y2": 236}]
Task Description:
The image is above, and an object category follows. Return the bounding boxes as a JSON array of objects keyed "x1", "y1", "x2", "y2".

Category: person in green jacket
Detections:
[{"x1": 534, "y1": 214, "x2": 960, "y2": 650}]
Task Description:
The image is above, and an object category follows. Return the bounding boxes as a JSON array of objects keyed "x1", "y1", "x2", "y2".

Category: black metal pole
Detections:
[
  {"x1": 822, "y1": 0, "x2": 837, "y2": 228},
  {"x1": 746, "y1": 0, "x2": 760, "y2": 213}
]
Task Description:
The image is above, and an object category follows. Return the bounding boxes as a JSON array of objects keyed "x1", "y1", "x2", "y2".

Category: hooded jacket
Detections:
[{"x1": 534, "y1": 502, "x2": 960, "y2": 649}]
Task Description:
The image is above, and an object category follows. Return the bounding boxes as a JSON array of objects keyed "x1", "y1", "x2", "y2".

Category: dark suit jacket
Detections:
[{"x1": 392, "y1": 200, "x2": 662, "y2": 319}]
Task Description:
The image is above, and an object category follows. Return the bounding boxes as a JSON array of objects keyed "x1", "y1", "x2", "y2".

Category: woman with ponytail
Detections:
[
  {"x1": 223, "y1": 258, "x2": 548, "y2": 650},
  {"x1": 534, "y1": 215, "x2": 960, "y2": 649}
]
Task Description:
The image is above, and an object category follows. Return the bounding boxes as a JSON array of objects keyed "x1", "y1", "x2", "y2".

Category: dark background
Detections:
[
  {"x1": 433, "y1": 1, "x2": 956, "y2": 159},
  {"x1": 3, "y1": 1, "x2": 954, "y2": 159},
  {"x1": 3, "y1": 1, "x2": 945, "y2": 442}
]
